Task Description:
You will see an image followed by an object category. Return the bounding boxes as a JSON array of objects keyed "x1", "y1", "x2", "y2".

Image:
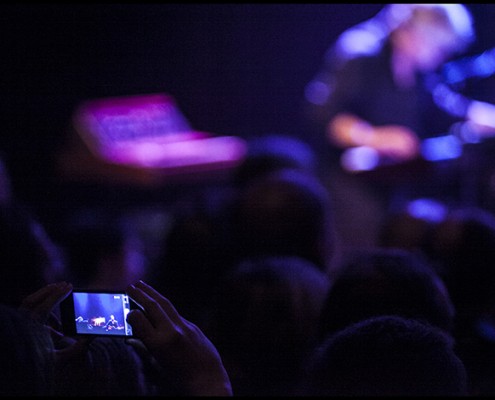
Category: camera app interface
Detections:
[{"x1": 72, "y1": 292, "x2": 133, "y2": 336}]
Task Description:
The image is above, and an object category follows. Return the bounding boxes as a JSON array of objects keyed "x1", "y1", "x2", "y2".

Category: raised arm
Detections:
[{"x1": 126, "y1": 280, "x2": 233, "y2": 396}]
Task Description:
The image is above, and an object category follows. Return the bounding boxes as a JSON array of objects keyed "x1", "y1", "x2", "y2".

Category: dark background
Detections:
[{"x1": 1, "y1": 4, "x2": 495, "y2": 221}]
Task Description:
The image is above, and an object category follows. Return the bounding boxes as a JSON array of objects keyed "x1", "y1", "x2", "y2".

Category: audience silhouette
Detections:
[
  {"x1": 231, "y1": 167, "x2": 339, "y2": 277},
  {"x1": 318, "y1": 247, "x2": 455, "y2": 341},
  {"x1": 422, "y1": 206, "x2": 495, "y2": 395},
  {"x1": 202, "y1": 255, "x2": 330, "y2": 396},
  {"x1": 57, "y1": 210, "x2": 149, "y2": 290},
  {"x1": 299, "y1": 315, "x2": 468, "y2": 396}
]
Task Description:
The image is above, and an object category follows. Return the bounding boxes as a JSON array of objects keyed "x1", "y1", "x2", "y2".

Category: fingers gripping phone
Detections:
[{"x1": 60, "y1": 289, "x2": 140, "y2": 338}]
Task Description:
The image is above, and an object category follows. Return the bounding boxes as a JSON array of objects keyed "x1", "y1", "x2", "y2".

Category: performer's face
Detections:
[
  {"x1": 411, "y1": 24, "x2": 457, "y2": 71},
  {"x1": 396, "y1": 7, "x2": 459, "y2": 72}
]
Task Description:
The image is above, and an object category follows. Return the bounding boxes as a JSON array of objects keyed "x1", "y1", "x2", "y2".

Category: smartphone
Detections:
[{"x1": 60, "y1": 289, "x2": 140, "y2": 338}]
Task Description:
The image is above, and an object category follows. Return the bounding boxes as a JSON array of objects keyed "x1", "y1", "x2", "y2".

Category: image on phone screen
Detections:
[{"x1": 62, "y1": 290, "x2": 136, "y2": 337}]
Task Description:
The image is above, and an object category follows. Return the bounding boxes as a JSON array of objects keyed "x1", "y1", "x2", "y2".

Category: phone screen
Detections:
[{"x1": 61, "y1": 290, "x2": 138, "y2": 337}]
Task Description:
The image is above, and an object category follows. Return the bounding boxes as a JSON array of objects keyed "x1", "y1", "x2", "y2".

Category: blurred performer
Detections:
[{"x1": 303, "y1": 4, "x2": 475, "y2": 247}]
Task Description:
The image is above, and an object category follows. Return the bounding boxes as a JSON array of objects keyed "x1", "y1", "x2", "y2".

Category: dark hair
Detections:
[
  {"x1": 54, "y1": 337, "x2": 150, "y2": 396},
  {"x1": 427, "y1": 207, "x2": 495, "y2": 318},
  {"x1": 301, "y1": 315, "x2": 467, "y2": 396},
  {"x1": 204, "y1": 255, "x2": 330, "y2": 396},
  {"x1": 318, "y1": 247, "x2": 455, "y2": 339},
  {"x1": 233, "y1": 168, "x2": 336, "y2": 274}
]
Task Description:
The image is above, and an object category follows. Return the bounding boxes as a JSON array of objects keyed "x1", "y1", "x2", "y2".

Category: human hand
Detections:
[
  {"x1": 19, "y1": 281, "x2": 71, "y2": 324},
  {"x1": 367, "y1": 125, "x2": 421, "y2": 160},
  {"x1": 19, "y1": 282, "x2": 93, "y2": 365},
  {"x1": 328, "y1": 114, "x2": 420, "y2": 161},
  {"x1": 126, "y1": 280, "x2": 233, "y2": 396}
]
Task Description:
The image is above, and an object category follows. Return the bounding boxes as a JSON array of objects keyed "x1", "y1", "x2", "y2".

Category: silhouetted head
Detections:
[
  {"x1": 301, "y1": 315, "x2": 467, "y2": 396},
  {"x1": 233, "y1": 168, "x2": 337, "y2": 275},
  {"x1": 204, "y1": 255, "x2": 330, "y2": 396},
  {"x1": 426, "y1": 206, "x2": 495, "y2": 326},
  {"x1": 318, "y1": 247, "x2": 455, "y2": 339}
]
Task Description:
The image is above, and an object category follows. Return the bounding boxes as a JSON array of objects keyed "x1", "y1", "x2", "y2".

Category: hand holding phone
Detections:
[
  {"x1": 125, "y1": 281, "x2": 233, "y2": 396},
  {"x1": 19, "y1": 282, "x2": 97, "y2": 365}
]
